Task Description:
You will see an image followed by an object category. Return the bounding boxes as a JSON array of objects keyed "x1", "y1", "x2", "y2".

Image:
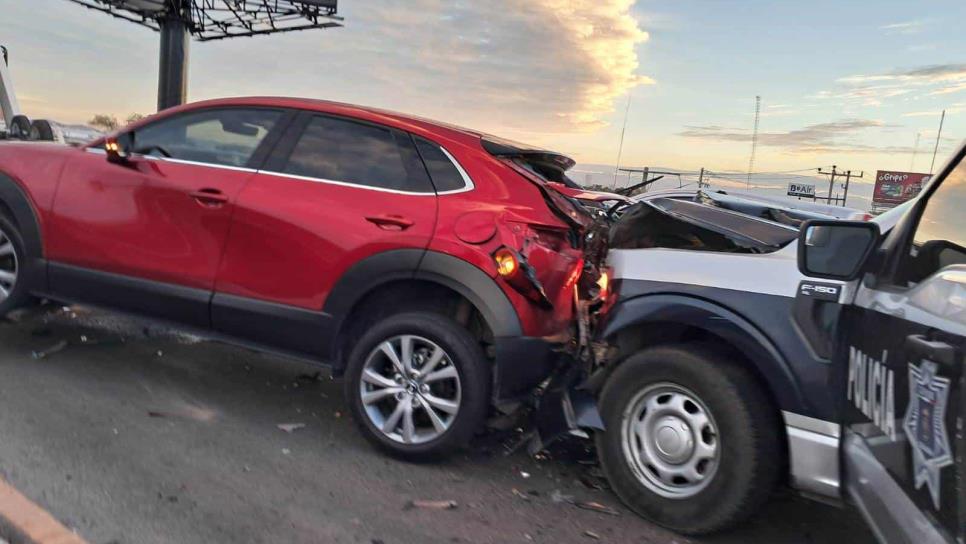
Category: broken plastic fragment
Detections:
[
  {"x1": 277, "y1": 423, "x2": 306, "y2": 433},
  {"x1": 31, "y1": 340, "x2": 68, "y2": 359}
]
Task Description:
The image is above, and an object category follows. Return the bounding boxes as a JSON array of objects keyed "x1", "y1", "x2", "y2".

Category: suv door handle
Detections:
[
  {"x1": 905, "y1": 334, "x2": 958, "y2": 367},
  {"x1": 189, "y1": 188, "x2": 229, "y2": 207},
  {"x1": 365, "y1": 214, "x2": 414, "y2": 230}
]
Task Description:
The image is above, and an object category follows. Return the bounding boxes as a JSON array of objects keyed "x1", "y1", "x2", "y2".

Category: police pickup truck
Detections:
[
  {"x1": 795, "y1": 144, "x2": 965, "y2": 543},
  {"x1": 590, "y1": 144, "x2": 964, "y2": 540}
]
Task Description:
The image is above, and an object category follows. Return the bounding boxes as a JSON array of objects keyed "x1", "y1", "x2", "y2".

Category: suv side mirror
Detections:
[
  {"x1": 104, "y1": 132, "x2": 134, "y2": 165},
  {"x1": 798, "y1": 219, "x2": 881, "y2": 281}
]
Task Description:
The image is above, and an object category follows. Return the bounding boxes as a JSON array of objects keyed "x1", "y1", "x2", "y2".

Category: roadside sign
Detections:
[
  {"x1": 787, "y1": 183, "x2": 815, "y2": 198},
  {"x1": 872, "y1": 170, "x2": 930, "y2": 208}
]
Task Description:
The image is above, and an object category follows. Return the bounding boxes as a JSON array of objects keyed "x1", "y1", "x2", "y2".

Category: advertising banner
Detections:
[
  {"x1": 787, "y1": 183, "x2": 816, "y2": 198},
  {"x1": 873, "y1": 171, "x2": 930, "y2": 207}
]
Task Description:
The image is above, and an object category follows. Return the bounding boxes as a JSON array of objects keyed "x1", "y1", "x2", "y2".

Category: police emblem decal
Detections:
[{"x1": 903, "y1": 360, "x2": 953, "y2": 510}]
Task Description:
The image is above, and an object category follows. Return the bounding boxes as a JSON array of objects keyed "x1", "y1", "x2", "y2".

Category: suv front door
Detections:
[
  {"x1": 48, "y1": 107, "x2": 287, "y2": 326},
  {"x1": 828, "y1": 147, "x2": 966, "y2": 543}
]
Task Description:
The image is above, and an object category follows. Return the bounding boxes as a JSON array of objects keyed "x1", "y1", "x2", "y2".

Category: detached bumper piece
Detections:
[{"x1": 529, "y1": 356, "x2": 604, "y2": 454}]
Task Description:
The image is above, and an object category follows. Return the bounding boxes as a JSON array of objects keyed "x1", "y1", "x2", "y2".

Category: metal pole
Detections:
[
  {"x1": 929, "y1": 110, "x2": 946, "y2": 175},
  {"x1": 158, "y1": 13, "x2": 190, "y2": 111},
  {"x1": 842, "y1": 170, "x2": 851, "y2": 207},
  {"x1": 612, "y1": 95, "x2": 631, "y2": 188},
  {"x1": 826, "y1": 165, "x2": 836, "y2": 204},
  {"x1": 0, "y1": 45, "x2": 23, "y2": 123},
  {"x1": 698, "y1": 167, "x2": 705, "y2": 188}
]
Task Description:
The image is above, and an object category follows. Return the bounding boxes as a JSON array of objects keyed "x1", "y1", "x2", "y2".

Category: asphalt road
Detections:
[{"x1": 0, "y1": 304, "x2": 874, "y2": 544}]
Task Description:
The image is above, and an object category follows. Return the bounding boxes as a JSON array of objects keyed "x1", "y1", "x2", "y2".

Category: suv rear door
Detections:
[
  {"x1": 831, "y1": 146, "x2": 966, "y2": 543},
  {"x1": 211, "y1": 111, "x2": 438, "y2": 357}
]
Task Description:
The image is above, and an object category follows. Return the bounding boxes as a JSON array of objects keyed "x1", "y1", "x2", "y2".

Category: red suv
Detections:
[{"x1": 0, "y1": 97, "x2": 598, "y2": 459}]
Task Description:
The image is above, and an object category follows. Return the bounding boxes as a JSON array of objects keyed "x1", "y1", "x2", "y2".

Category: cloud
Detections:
[
  {"x1": 880, "y1": 20, "x2": 926, "y2": 35},
  {"x1": 829, "y1": 64, "x2": 966, "y2": 105},
  {"x1": 330, "y1": 0, "x2": 652, "y2": 135},
  {"x1": 902, "y1": 103, "x2": 966, "y2": 117},
  {"x1": 6, "y1": 0, "x2": 652, "y2": 136},
  {"x1": 931, "y1": 82, "x2": 966, "y2": 96},
  {"x1": 678, "y1": 119, "x2": 903, "y2": 154}
]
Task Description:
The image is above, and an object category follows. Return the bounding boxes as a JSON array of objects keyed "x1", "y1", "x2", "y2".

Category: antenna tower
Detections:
[{"x1": 747, "y1": 96, "x2": 761, "y2": 187}]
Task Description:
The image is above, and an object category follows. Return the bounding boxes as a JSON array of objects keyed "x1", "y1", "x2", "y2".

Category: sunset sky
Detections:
[{"x1": 1, "y1": 0, "x2": 964, "y2": 181}]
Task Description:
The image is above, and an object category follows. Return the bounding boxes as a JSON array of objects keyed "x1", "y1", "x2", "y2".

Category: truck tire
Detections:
[
  {"x1": 7, "y1": 115, "x2": 31, "y2": 140},
  {"x1": 596, "y1": 344, "x2": 781, "y2": 534},
  {"x1": 344, "y1": 311, "x2": 490, "y2": 461},
  {"x1": 0, "y1": 213, "x2": 30, "y2": 316},
  {"x1": 30, "y1": 120, "x2": 54, "y2": 141}
]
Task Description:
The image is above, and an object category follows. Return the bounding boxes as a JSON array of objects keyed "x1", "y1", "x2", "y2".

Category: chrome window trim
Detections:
[
  {"x1": 154, "y1": 156, "x2": 257, "y2": 173},
  {"x1": 257, "y1": 144, "x2": 476, "y2": 197},
  {"x1": 84, "y1": 147, "x2": 258, "y2": 174},
  {"x1": 86, "y1": 134, "x2": 478, "y2": 197},
  {"x1": 435, "y1": 146, "x2": 475, "y2": 195},
  {"x1": 257, "y1": 170, "x2": 437, "y2": 196}
]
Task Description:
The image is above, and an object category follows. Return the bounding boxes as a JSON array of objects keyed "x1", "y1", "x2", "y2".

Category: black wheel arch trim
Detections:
[
  {"x1": 0, "y1": 172, "x2": 46, "y2": 291},
  {"x1": 597, "y1": 293, "x2": 810, "y2": 417},
  {"x1": 413, "y1": 251, "x2": 522, "y2": 337},
  {"x1": 323, "y1": 249, "x2": 523, "y2": 363}
]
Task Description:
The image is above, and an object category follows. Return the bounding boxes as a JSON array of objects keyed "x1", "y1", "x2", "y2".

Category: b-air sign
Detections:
[{"x1": 787, "y1": 183, "x2": 816, "y2": 198}]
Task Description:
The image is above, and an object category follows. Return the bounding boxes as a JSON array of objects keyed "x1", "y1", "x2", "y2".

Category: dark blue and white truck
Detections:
[{"x1": 587, "y1": 162, "x2": 963, "y2": 542}]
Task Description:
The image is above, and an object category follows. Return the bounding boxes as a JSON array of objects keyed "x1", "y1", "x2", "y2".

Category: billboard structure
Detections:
[
  {"x1": 67, "y1": 1, "x2": 342, "y2": 110},
  {"x1": 872, "y1": 170, "x2": 931, "y2": 211}
]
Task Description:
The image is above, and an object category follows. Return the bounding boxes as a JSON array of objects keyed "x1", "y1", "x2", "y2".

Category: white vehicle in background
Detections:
[{"x1": 0, "y1": 45, "x2": 102, "y2": 144}]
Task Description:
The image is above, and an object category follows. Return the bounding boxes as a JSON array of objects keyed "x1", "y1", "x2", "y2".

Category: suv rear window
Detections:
[
  {"x1": 282, "y1": 116, "x2": 433, "y2": 193},
  {"x1": 413, "y1": 137, "x2": 467, "y2": 192}
]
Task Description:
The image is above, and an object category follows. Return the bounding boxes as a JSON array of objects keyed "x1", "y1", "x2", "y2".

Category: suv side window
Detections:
[
  {"x1": 413, "y1": 136, "x2": 469, "y2": 192},
  {"x1": 899, "y1": 157, "x2": 966, "y2": 284},
  {"x1": 281, "y1": 115, "x2": 433, "y2": 193},
  {"x1": 133, "y1": 108, "x2": 282, "y2": 168}
]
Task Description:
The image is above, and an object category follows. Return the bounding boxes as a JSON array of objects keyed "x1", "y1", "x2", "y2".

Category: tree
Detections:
[
  {"x1": 126, "y1": 113, "x2": 145, "y2": 124},
  {"x1": 88, "y1": 114, "x2": 119, "y2": 132}
]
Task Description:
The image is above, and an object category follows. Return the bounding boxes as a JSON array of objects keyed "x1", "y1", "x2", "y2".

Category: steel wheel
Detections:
[
  {"x1": 621, "y1": 382, "x2": 719, "y2": 499},
  {"x1": 359, "y1": 334, "x2": 461, "y2": 445},
  {"x1": 0, "y1": 225, "x2": 18, "y2": 303}
]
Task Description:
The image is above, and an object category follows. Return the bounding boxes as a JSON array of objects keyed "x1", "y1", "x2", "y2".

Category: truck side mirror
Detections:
[{"x1": 798, "y1": 219, "x2": 880, "y2": 281}]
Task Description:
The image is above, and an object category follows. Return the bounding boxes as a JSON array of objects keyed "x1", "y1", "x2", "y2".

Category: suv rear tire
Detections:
[
  {"x1": 344, "y1": 311, "x2": 490, "y2": 461},
  {"x1": 596, "y1": 344, "x2": 781, "y2": 534}
]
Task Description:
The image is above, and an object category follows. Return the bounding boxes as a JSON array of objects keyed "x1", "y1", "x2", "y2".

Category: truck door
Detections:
[{"x1": 834, "y1": 148, "x2": 966, "y2": 543}]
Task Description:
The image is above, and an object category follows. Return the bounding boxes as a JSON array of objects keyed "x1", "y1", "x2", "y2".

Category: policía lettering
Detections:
[{"x1": 847, "y1": 347, "x2": 896, "y2": 440}]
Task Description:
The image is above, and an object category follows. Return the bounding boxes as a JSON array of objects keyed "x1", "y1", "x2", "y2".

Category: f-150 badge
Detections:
[{"x1": 903, "y1": 360, "x2": 952, "y2": 510}]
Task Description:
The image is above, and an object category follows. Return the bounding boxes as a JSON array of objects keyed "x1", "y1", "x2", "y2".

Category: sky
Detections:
[{"x1": 1, "y1": 0, "x2": 964, "y2": 203}]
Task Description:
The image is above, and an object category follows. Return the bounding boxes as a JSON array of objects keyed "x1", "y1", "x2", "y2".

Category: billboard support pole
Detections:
[{"x1": 157, "y1": 12, "x2": 190, "y2": 111}]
